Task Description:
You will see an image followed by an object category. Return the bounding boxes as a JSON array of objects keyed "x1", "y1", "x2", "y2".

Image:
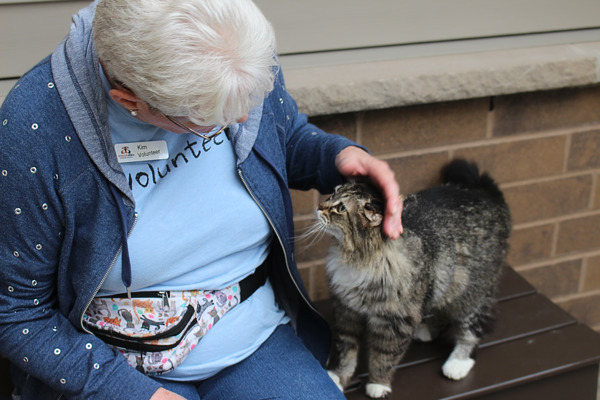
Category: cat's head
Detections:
[{"x1": 317, "y1": 182, "x2": 384, "y2": 245}]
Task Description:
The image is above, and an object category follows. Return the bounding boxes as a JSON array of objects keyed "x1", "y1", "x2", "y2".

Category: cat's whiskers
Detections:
[{"x1": 295, "y1": 220, "x2": 329, "y2": 253}]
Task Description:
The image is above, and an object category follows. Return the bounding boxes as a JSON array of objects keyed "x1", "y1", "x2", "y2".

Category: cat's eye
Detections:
[{"x1": 337, "y1": 204, "x2": 346, "y2": 212}]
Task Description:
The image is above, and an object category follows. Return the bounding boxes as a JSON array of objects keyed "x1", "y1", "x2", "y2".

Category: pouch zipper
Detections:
[
  {"x1": 90, "y1": 313, "x2": 198, "y2": 352},
  {"x1": 96, "y1": 289, "x2": 170, "y2": 309},
  {"x1": 86, "y1": 303, "x2": 195, "y2": 342},
  {"x1": 160, "y1": 290, "x2": 170, "y2": 309}
]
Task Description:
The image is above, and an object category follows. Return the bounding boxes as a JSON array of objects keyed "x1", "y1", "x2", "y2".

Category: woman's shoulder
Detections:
[
  {"x1": 1, "y1": 57, "x2": 73, "y2": 141},
  {"x1": 263, "y1": 67, "x2": 302, "y2": 124},
  {"x1": 0, "y1": 58, "x2": 90, "y2": 185},
  {"x1": 3, "y1": 56, "x2": 54, "y2": 108}
]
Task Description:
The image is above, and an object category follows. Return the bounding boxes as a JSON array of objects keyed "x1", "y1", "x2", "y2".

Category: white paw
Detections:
[
  {"x1": 365, "y1": 383, "x2": 392, "y2": 398},
  {"x1": 327, "y1": 370, "x2": 344, "y2": 392},
  {"x1": 442, "y1": 357, "x2": 475, "y2": 380},
  {"x1": 413, "y1": 324, "x2": 434, "y2": 342}
]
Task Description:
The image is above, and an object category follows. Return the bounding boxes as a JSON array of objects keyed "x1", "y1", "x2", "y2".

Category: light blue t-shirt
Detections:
[{"x1": 99, "y1": 69, "x2": 288, "y2": 380}]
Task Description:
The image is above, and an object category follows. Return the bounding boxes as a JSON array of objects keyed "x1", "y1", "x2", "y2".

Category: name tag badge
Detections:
[{"x1": 115, "y1": 141, "x2": 169, "y2": 163}]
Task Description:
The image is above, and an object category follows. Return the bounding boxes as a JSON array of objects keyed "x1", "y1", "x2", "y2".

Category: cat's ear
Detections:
[{"x1": 364, "y1": 203, "x2": 383, "y2": 227}]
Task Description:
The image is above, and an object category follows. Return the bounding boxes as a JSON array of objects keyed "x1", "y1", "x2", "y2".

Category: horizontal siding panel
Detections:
[
  {"x1": 0, "y1": 1, "x2": 89, "y2": 78},
  {"x1": 1, "y1": 0, "x2": 599, "y2": 78},
  {"x1": 254, "y1": 0, "x2": 600, "y2": 55}
]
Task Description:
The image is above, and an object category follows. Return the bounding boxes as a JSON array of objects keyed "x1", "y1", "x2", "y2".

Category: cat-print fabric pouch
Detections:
[{"x1": 83, "y1": 285, "x2": 241, "y2": 375}]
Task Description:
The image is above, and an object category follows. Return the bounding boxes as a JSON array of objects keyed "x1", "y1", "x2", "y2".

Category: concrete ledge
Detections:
[{"x1": 284, "y1": 42, "x2": 600, "y2": 116}]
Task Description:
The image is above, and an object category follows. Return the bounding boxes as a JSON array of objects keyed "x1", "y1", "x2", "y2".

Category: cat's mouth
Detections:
[
  {"x1": 316, "y1": 210, "x2": 328, "y2": 226},
  {"x1": 316, "y1": 210, "x2": 345, "y2": 243}
]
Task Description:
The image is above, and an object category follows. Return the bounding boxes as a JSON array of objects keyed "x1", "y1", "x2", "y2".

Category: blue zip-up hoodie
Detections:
[{"x1": 0, "y1": 3, "x2": 358, "y2": 399}]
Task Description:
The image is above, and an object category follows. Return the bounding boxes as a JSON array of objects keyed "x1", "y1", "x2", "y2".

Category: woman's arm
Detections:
[{"x1": 270, "y1": 68, "x2": 403, "y2": 238}]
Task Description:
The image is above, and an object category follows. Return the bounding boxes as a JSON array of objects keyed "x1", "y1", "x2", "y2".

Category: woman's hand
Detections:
[
  {"x1": 335, "y1": 146, "x2": 403, "y2": 239},
  {"x1": 150, "y1": 388, "x2": 188, "y2": 400}
]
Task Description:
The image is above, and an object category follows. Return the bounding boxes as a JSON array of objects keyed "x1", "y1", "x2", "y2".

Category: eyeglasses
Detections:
[
  {"x1": 109, "y1": 77, "x2": 229, "y2": 139},
  {"x1": 162, "y1": 113, "x2": 228, "y2": 140}
]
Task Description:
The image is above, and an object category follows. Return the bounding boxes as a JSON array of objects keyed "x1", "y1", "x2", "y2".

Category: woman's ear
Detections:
[{"x1": 108, "y1": 88, "x2": 141, "y2": 112}]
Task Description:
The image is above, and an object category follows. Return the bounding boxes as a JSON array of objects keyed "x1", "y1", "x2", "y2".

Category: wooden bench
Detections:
[
  {"x1": 315, "y1": 266, "x2": 600, "y2": 399},
  {"x1": 1, "y1": 267, "x2": 599, "y2": 399}
]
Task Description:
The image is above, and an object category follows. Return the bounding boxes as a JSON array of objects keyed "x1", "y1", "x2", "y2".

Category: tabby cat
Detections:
[{"x1": 318, "y1": 159, "x2": 511, "y2": 398}]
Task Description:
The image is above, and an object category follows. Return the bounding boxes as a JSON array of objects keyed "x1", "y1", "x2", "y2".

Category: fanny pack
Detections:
[{"x1": 83, "y1": 262, "x2": 267, "y2": 375}]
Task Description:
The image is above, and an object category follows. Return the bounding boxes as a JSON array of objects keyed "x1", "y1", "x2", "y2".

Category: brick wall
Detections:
[{"x1": 291, "y1": 84, "x2": 600, "y2": 333}]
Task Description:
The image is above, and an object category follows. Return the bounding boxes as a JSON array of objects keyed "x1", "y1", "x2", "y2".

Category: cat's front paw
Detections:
[
  {"x1": 327, "y1": 370, "x2": 344, "y2": 392},
  {"x1": 442, "y1": 357, "x2": 475, "y2": 380},
  {"x1": 365, "y1": 383, "x2": 392, "y2": 398}
]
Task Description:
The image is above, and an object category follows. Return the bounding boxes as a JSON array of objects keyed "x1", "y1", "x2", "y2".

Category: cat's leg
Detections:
[
  {"x1": 442, "y1": 328, "x2": 478, "y2": 380},
  {"x1": 443, "y1": 294, "x2": 496, "y2": 380},
  {"x1": 442, "y1": 287, "x2": 498, "y2": 380},
  {"x1": 365, "y1": 315, "x2": 415, "y2": 398},
  {"x1": 327, "y1": 303, "x2": 364, "y2": 392}
]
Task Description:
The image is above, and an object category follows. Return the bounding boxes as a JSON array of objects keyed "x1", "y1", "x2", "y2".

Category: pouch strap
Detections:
[
  {"x1": 99, "y1": 257, "x2": 269, "y2": 301},
  {"x1": 240, "y1": 258, "x2": 268, "y2": 302}
]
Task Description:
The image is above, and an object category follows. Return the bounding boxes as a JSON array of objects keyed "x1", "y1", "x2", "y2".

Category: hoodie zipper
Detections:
[
  {"x1": 80, "y1": 212, "x2": 138, "y2": 333},
  {"x1": 237, "y1": 169, "x2": 321, "y2": 318}
]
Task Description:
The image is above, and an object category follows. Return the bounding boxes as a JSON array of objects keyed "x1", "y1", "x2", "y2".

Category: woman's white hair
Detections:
[{"x1": 93, "y1": 0, "x2": 277, "y2": 125}]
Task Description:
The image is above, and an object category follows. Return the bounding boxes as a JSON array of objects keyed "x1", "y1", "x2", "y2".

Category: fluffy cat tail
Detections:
[{"x1": 442, "y1": 159, "x2": 504, "y2": 199}]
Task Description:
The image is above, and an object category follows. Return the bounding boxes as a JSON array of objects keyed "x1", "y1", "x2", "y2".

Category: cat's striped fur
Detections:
[{"x1": 318, "y1": 159, "x2": 511, "y2": 398}]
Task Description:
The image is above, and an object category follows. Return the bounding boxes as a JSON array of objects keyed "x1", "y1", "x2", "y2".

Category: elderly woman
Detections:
[{"x1": 0, "y1": 0, "x2": 402, "y2": 399}]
